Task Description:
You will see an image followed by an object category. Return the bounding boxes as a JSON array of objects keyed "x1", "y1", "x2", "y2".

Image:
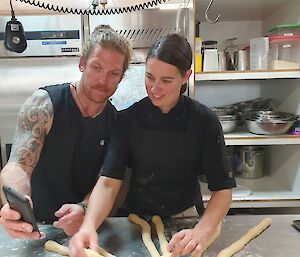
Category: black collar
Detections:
[{"x1": 136, "y1": 96, "x2": 188, "y2": 131}]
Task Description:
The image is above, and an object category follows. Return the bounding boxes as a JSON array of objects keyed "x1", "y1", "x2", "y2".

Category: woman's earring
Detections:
[{"x1": 80, "y1": 66, "x2": 84, "y2": 72}]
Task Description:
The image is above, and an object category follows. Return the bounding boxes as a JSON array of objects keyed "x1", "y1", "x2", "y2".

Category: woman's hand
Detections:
[
  {"x1": 69, "y1": 227, "x2": 99, "y2": 257},
  {"x1": 167, "y1": 226, "x2": 210, "y2": 257},
  {"x1": 53, "y1": 204, "x2": 85, "y2": 236}
]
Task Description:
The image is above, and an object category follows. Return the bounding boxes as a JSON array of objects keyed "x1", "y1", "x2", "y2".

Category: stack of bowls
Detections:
[
  {"x1": 245, "y1": 110, "x2": 299, "y2": 135},
  {"x1": 230, "y1": 98, "x2": 275, "y2": 125},
  {"x1": 211, "y1": 107, "x2": 239, "y2": 134}
]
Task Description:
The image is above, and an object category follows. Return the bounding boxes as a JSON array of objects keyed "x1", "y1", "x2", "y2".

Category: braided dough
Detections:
[
  {"x1": 44, "y1": 240, "x2": 115, "y2": 257},
  {"x1": 217, "y1": 218, "x2": 272, "y2": 257}
]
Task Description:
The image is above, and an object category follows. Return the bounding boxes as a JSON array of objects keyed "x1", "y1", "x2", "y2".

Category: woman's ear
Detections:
[{"x1": 183, "y1": 69, "x2": 192, "y2": 84}]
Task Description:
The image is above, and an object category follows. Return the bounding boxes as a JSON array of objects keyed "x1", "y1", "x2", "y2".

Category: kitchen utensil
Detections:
[
  {"x1": 235, "y1": 146, "x2": 265, "y2": 179},
  {"x1": 245, "y1": 111, "x2": 299, "y2": 135},
  {"x1": 211, "y1": 106, "x2": 236, "y2": 116},
  {"x1": 237, "y1": 50, "x2": 248, "y2": 71},
  {"x1": 218, "y1": 114, "x2": 238, "y2": 133},
  {"x1": 218, "y1": 51, "x2": 226, "y2": 71},
  {"x1": 224, "y1": 37, "x2": 239, "y2": 70}
]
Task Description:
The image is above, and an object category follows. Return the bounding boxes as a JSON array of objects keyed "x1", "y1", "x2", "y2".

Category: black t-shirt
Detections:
[
  {"x1": 31, "y1": 83, "x2": 116, "y2": 223},
  {"x1": 102, "y1": 95, "x2": 236, "y2": 217}
]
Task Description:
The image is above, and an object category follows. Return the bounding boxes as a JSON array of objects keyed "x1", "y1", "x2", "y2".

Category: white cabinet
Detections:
[{"x1": 195, "y1": 0, "x2": 300, "y2": 210}]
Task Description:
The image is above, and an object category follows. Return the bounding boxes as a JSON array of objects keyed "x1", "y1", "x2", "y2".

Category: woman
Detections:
[{"x1": 69, "y1": 34, "x2": 236, "y2": 257}]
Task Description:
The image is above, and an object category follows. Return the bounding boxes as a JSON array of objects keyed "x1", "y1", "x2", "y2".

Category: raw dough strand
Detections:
[
  {"x1": 217, "y1": 218, "x2": 272, "y2": 257},
  {"x1": 151, "y1": 215, "x2": 170, "y2": 256},
  {"x1": 44, "y1": 240, "x2": 105, "y2": 257},
  {"x1": 128, "y1": 214, "x2": 161, "y2": 257},
  {"x1": 98, "y1": 245, "x2": 116, "y2": 257}
]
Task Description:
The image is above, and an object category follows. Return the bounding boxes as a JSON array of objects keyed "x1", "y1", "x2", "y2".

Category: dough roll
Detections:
[
  {"x1": 44, "y1": 240, "x2": 104, "y2": 257},
  {"x1": 217, "y1": 218, "x2": 272, "y2": 257},
  {"x1": 128, "y1": 214, "x2": 161, "y2": 257}
]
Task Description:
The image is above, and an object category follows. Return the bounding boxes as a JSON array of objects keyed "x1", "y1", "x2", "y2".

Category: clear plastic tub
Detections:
[
  {"x1": 268, "y1": 24, "x2": 300, "y2": 36},
  {"x1": 268, "y1": 35, "x2": 300, "y2": 70}
]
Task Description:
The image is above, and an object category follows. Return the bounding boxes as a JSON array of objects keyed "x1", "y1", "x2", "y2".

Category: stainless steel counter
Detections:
[{"x1": 0, "y1": 214, "x2": 299, "y2": 257}]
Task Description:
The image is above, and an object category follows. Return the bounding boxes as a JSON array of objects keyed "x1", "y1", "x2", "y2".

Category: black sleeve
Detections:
[
  {"x1": 101, "y1": 110, "x2": 131, "y2": 180},
  {"x1": 200, "y1": 112, "x2": 236, "y2": 191}
]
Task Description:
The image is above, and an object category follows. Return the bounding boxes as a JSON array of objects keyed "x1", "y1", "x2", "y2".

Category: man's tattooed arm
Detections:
[
  {"x1": 0, "y1": 89, "x2": 53, "y2": 197},
  {"x1": 8, "y1": 89, "x2": 53, "y2": 169}
]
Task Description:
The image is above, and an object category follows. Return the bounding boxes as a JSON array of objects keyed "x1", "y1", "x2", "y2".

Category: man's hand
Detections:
[
  {"x1": 69, "y1": 226, "x2": 99, "y2": 257},
  {"x1": 167, "y1": 227, "x2": 209, "y2": 257},
  {"x1": 0, "y1": 203, "x2": 45, "y2": 240},
  {"x1": 53, "y1": 204, "x2": 85, "y2": 236}
]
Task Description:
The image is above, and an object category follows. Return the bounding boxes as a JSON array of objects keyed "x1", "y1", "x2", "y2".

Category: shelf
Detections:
[
  {"x1": 200, "y1": 177, "x2": 300, "y2": 208},
  {"x1": 195, "y1": 69, "x2": 300, "y2": 81},
  {"x1": 224, "y1": 131, "x2": 300, "y2": 145}
]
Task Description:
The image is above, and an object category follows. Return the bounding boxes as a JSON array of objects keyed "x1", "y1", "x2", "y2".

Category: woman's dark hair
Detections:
[{"x1": 146, "y1": 34, "x2": 192, "y2": 94}]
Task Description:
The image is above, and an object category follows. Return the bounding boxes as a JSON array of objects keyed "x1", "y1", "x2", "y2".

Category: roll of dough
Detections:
[
  {"x1": 152, "y1": 215, "x2": 170, "y2": 256},
  {"x1": 128, "y1": 214, "x2": 161, "y2": 257},
  {"x1": 217, "y1": 218, "x2": 272, "y2": 257},
  {"x1": 44, "y1": 240, "x2": 104, "y2": 257}
]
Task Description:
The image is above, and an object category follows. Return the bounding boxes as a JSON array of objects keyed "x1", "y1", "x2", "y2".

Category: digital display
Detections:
[{"x1": 41, "y1": 31, "x2": 67, "y2": 39}]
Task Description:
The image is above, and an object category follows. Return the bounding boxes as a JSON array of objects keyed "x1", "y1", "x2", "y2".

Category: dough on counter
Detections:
[
  {"x1": 128, "y1": 214, "x2": 161, "y2": 257},
  {"x1": 216, "y1": 218, "x2": 272, "y2": 257},
  {"x1": 44, "y1": 240, "x2": 111, "y2": 257},
  {"x1": 151, "y1": 215, "x2": 171, "y2": 256}
]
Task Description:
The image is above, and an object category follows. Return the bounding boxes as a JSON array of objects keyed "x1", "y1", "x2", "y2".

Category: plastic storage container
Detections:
[
  {"x1": 268, "y1": 35, "x2": 300, "y2": 70},
  {"x1": 268, "y1": 24, "x2": 300, "y2": 37}
]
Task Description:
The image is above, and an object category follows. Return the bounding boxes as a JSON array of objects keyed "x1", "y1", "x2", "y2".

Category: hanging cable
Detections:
[
  {"x1": 10, "y1": 0, "x2": 16, "y2": 20},
  {"x1": 16, "y1": 0, "x2": 171, "y2": 15}
]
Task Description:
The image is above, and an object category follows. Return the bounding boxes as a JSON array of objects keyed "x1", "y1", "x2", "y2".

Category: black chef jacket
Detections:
[{"x1": 102, "y1": 95, "x2": 236, "y2": 217}]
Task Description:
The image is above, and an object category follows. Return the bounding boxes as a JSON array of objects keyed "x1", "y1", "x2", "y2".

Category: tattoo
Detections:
[{"x1": 9, "y1": 90, "x2": 54, "y2": 169}]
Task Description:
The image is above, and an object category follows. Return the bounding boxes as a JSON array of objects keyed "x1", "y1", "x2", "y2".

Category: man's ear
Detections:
[{"x1": 79, "y1": 56, "x2": 86, "y2": 72}]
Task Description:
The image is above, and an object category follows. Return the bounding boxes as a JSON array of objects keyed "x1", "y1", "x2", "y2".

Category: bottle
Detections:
[{"x1": 195, "y1": 37, "x2": 203, "y2": 73}]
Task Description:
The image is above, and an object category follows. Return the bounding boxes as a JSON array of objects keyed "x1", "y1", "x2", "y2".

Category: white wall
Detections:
[
  {"x1": 199, "y1": 20, "x2": 263, "y2": 50},
  {"x1": 195, "y1": 81, "x2": 261, "y2": 107},
  {"x1": 262, "y1": 0, "x2": 300, "y2": 35}
]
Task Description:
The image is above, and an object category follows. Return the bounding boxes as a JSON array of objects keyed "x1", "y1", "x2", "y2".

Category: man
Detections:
[{"x1": 0, "y1": 25, "x2": 132, "y2": 240}]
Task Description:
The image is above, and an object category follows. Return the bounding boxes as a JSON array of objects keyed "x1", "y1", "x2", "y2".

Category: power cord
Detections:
[{"x1": 16, "y1": 0, "x2": 171, "y2": 15}]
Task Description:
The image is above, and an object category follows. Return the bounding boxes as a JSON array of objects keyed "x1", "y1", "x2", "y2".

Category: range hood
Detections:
[{"x1": 89, "y1": 6, "x2": 190, "y2": 63}]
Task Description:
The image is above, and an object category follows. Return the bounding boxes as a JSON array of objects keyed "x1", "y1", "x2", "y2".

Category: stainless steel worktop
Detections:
[{"x1": 0, "y1": 214, "x2": 299, "y2": 257}]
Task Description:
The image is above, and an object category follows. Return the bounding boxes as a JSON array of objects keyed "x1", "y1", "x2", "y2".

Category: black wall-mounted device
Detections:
[
  {"x1": 4, "y1": 19, "x2": 27, "y2": 53},
  {"x1": 4, "y1": 0, "x2": 27, "y2": 53}
]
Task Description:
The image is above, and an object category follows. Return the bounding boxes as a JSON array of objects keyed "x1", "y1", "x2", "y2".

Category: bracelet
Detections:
[{"x1": 77, "y1": 201, "x2": 88, "y2": 215}]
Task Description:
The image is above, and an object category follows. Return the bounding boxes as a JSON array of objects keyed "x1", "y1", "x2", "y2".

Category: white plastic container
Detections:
[
  {"x1": 203, "y1": 49, "x2": 219, "y2": 71},
  {"x1": 250, "y1": 37, "x2": 269, "y2": 70},
  {"x1": 268, "y1": 35, "x2": 300, "y2": 70}
]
